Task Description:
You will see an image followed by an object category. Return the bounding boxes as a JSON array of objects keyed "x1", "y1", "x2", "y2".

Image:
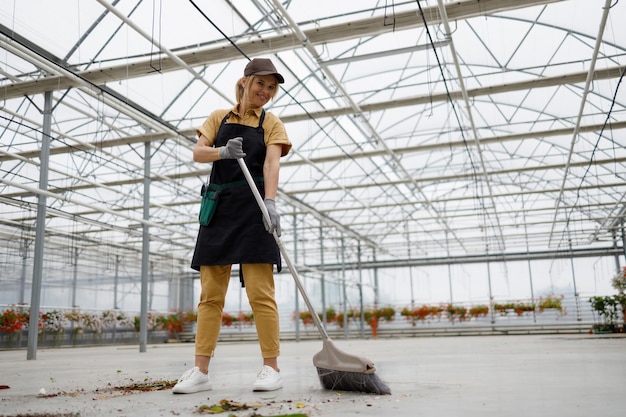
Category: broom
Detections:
[{"x1": 237, "y1": 158, "x2": 391, "y2": 395}]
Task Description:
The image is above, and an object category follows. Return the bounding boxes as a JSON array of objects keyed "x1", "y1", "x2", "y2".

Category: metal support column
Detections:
[
  {"x1": 528, "y1": 259, "x2": 536, "y2": 323},
  {"x1": 149, "y1": 261, "x2": 154, "y2": 311},
  {"x1": 20, "y1": 238, "x2": 28, "y2": 304},
  {"x1": 26, "y1": 90, "x2": 52, "y2": 360},
  {"x1": 486, "y1": 245, "x2": 495, "y2": 325},
  {"x1": 71, "y1": 246, "x2": 78, "y2": 307},
  {"x1": 293, "y1": 212, "x2": 300, "y2": 341},
  {"x1": 341, "y1": 236, "x2": 348, "y2": 339},
  {"x1": 357, "y1": 243, "x2": 364, "y2": 338},
  {"x1": 406, "y1": 224, "x2": 415, "y2": 309},
  {"x1": 569, "y1": 239, "x2": 581, "y2": 321},
  {"x1": 373, "y1": 249, "x2": 379, "y2": 308},
  {"x1": 446, "y1": 230, "x2": 453, "y2": 304},
  {"x1": 139, "y1": 141, "x2": 151, "y2": 352},
  {"x1": 522, "y1": 194, "x2": 536, "y2": 322},
  {"x1": 612, "y1": 229, "x2": 621, "y2": 275},
  {"x1": 319, "y1": 222, "x2": 326, "y2": 329},
  {"x1": 622, "y1": 219, "x2": 626, "y2": 264},
  {"x1": 114, "y1": 255, "x2": 120, "y2": 309}
]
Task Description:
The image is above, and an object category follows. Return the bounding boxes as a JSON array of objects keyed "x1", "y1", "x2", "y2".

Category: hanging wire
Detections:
[
  {"x1": 186, "y1": 0, "x2": 400, "y2": 199},
  {"x1": 414, "y1": 0, "x2": 492, "y2": 239},
  {"x1": 559, "y1": 66, "x2": 626, "y2": 244},
  {"x1": 414, "y1": 0, "x2": 490, "y2": 221},
  {"x1": 573, "y1": 66, "x2": 626, "y2": 191},
  {"x1": 414, "y1": 1, "x2": 473, "y2": 155},
  {"x1": 187, "y1": 0, "x2": 250, "y2": 59}
]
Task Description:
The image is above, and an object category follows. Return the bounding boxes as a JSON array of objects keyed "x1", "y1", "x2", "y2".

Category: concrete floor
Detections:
[{"x1": 0, "y1": 334, "x2": 624, "y2": 417}]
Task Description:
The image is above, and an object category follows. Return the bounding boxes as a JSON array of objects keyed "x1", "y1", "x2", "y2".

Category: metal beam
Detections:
[
  {"x1": 0, "y1": 0, "x2": 565, "y2": 101},
  {"x1": 3, "y1": 64, "x2": 622, "y2": 165},
  {"x1": 309, "y1": 246, "x2": 623, "y2": 272},
  {"x1": 3, "y1": 150, "x2": 625, "y2": 205},
  {"x1": 549, "y1": 0, "x2": 614, "y2": 246},
  {"x1": 279, "y1": 65, "x2": 626, "y2": 123}
]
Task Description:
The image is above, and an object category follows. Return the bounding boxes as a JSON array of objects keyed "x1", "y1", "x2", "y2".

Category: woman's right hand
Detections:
[{"x1": 218, "y1": 137, "x2": 246, "y2": 159}]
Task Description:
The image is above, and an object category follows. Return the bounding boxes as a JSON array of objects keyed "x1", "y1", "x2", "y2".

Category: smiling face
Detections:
[{"x1": 241, "y1": 74, "x2": 279, "y2": 110}]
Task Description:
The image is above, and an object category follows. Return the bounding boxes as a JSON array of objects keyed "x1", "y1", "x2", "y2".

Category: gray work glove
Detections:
[
  {"x1": 218, "y1": 137, "x2": 246, "y2": 159},
  {"x1": 263, "y1": 198, "x2": 281, "y2": 236}
]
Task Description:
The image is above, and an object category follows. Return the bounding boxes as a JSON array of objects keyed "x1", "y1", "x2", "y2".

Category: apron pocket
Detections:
[{"x1": 199, "y1": 184, "x2": 221, "y2": 226}]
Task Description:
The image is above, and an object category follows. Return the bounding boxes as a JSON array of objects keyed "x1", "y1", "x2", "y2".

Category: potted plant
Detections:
[
  {"x1": 324, "y1": 308, "x2": 337, "y2": 324},
  {"x1": 612, "y1": 267, "x2": 626, "y2": 330},
  {"x1": 182, "y1": 310, "x2": 197, "y2": 324},
  {"x1": 493, "y1": 302, "x2": 515, "y2": 315},
  {"x1": 537, "y1": 293, "x2": 565, "y2": 315},
  {"x1": 363, "y1": 309, "x2": 377, "y2": 337},
  {"x1": 297, "y1": 310, "x2": 314, "y2": 326},
  {"x1": 612, "y1": 267, "x2": 626, "y2": 293},
  {"x1": 164, "y1": 312, "x2": 184, "y2": 336},
  {"x1": 513, "y1": 303, "x2": 535, "y2": 316},
  {"x1": 237, "y1": 311, "x2": 255, "y2": 326},
  {"x1": 335, "y1": 311, "x2": 346, "y2": 328},
  {"x1": 469, "y1": 305, "x2": 489, "y2": 319},
  {"x1": 588, "y1": 295, "x2": 620, "y2": 333},
  {"x1": 335, "y1": 308, "x2": 361, "y2": 328},
  {"x1": 0, "y1": 308, "x2": 25, "y2": 348},
  {"x1": 445, "y1": 304, "x2": 468, "y2": 322},
  {"x1": 362, "y1": 307, "x2": 396, "y2": 338},
  {"x1": 221, "y1": 312, "x2": 237, "y2": 327},
  {"x1": 41, "y1": 310, "x2": 65, "y2": 346},
  {"x1": 374, "y1": 307, "x2": 396, "y2": 323}
]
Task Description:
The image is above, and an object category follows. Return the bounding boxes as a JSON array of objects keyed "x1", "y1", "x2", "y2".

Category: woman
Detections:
[{"x1": 173, "y1": 58, "x2": 292, "y2": 394}]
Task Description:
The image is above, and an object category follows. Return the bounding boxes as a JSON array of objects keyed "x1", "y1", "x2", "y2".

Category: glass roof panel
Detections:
[{"x1": 1, "y1": 0, "x2": 625, "y2": 311}]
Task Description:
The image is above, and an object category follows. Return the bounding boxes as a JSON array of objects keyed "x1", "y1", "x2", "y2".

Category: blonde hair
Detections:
[
  {"x1": 235, "y1": 75, "x2": 280, "y2": 103},
  {"x1": 235, "y1": 76, "x2": 250, "y2": 103}
]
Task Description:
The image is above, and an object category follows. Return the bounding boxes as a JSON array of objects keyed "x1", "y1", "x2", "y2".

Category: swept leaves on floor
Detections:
[
  {"x1": 197, "y1": 399, "x2": 265, "y2": 414},
  {"x1": 33, "y1": 379, "x2": 177, "y2": 400},
  {"x1": 110, "y1": 379, "x2": 177, "y2": 393},
  {"x1": 196, "y1": 399, "x2": 310, "y2": 416},
  {"x1": 32, "y1": 382, "x2": 313, "y2": 416}
]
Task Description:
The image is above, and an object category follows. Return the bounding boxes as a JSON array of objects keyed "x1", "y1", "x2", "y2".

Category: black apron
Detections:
[{"x1": 191, "y1": 110, "x2": 281, "y2": 273}]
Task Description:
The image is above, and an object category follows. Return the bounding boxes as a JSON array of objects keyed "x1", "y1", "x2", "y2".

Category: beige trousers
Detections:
[{"x1": 195, "y1": 264, "x2": 280, "y2": 359}]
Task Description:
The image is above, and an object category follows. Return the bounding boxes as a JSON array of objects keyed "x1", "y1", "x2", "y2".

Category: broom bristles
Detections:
[{"x1": 316, "y1": 367, "x2": 391, "y2": 395}]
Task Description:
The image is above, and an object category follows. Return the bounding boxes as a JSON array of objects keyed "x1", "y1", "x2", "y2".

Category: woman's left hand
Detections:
[{"x1": 263, "y1": 199, "x2": 281, "y2": 236}]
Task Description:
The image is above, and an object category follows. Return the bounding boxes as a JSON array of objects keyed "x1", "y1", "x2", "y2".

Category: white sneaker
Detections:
[
  {"x1": 253, "y1": 365, "x2": 283, "y2": 391},
  {"x1": 172, "y1": 366, "x2": 212, "y2": 394}
]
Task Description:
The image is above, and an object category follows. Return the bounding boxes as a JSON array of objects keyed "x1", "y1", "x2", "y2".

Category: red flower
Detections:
[{"x1": 0, "y1": 309, "x2": 23, "y2": 334}]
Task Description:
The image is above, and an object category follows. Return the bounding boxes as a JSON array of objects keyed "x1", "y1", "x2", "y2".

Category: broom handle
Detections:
[{"x1": 237, "y1": 157, "x2": 330, "y2": 340}]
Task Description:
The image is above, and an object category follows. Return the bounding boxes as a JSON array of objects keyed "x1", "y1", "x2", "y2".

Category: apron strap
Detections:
[{"x1": 257, "y1": 109, "x2": 265, "y2": 133}]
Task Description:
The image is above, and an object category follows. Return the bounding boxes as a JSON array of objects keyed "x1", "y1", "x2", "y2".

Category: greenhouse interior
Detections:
[{"x1": 1, "y1": 0, "x2": 626, "y2": 354}]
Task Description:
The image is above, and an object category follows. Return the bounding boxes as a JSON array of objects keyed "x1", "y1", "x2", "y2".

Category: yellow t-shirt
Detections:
[{"x1": 196, "y1": 105, "x2": 292, "y2": 157}]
